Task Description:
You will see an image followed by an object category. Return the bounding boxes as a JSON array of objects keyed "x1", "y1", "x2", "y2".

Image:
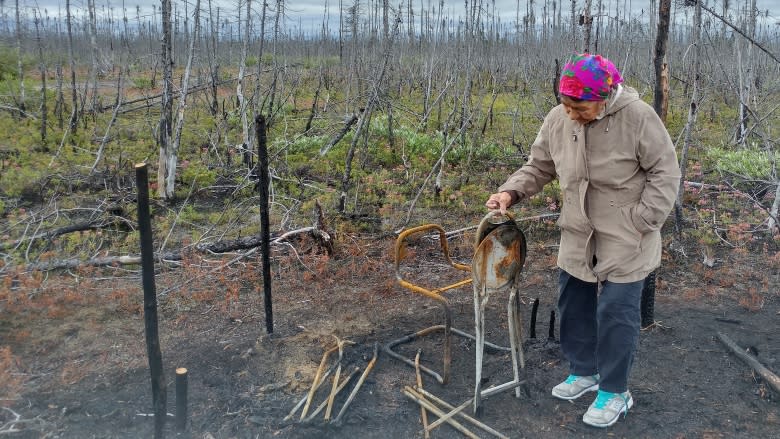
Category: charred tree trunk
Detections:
[
  {"x1": 652, "y1": 0, "x2": 671, "y2": 122},
  {"x1": 135, "y1": 163, "x2": 167, "y2": 439}
]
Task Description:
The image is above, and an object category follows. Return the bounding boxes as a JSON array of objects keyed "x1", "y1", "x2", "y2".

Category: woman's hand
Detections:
[{"x1": 485, "y1": 192, "x2": 513, "y2": 214}]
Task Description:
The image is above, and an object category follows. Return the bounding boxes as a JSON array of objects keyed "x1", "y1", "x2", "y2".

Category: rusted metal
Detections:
[
  {"x1": 388, "y1": 223, "x2": 477, "y2": 385},
  {"x1": 390, "y1": 212, "x2": 529, "y2": 417},
  {"x1": 332, "y1": 342, "x2": 380, "y2": 425},
  {"x1": 383, "y1": 325, "x2": 510, "y2": 384},
  {"x1": 472, "y1": 211, "x2": 528, "y2": 414}
]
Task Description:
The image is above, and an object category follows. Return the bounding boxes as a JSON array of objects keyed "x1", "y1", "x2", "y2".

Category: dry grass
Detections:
[{"x1": 0, "y1": 347, "x2": 25, "y2": 408}]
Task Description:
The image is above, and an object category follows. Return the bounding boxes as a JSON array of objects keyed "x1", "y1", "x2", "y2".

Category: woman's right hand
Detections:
[{"x1": 485, "y1": 192, "x2": 513, "y2": 215}]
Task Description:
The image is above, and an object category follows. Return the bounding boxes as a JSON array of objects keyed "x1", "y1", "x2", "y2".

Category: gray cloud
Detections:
[{"x1": 12, "y1": 0, "x2": 780, "y2": 27}]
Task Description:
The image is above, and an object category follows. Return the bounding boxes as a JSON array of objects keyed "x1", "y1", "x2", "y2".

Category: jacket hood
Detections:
[{"x1": 605, "y1": 85, "x2": 640, "y2": 116}]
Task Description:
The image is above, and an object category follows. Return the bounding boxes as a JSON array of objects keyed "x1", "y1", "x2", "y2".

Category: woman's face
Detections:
[{"x1": 560, "y1": 95, "x2": 606, "y2": 125}]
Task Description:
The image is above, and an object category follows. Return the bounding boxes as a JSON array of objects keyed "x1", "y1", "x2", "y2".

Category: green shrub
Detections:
[
  {"x1": 180, "y1": 161, "x2": 217, "y2": 189},
  {"x1": 704, "y1": 146, "x2": 774, "y2": 179},
  {"x1": 131, "y1": 77, "x2": 153, "y2": 90}
]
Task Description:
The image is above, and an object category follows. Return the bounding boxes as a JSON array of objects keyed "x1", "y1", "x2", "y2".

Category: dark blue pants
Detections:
[{"x1": 557, "y1": 270, "x2": 643, "y2": 393}]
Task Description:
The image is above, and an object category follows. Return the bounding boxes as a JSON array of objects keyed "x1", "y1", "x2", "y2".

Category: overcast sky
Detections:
[{"x1": 11, "y1": 0, "x2": 780, "y2": 31}]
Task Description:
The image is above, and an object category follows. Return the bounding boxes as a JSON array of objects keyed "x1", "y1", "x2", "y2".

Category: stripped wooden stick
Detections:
[
  {"x1": 414, "y1": 350, "x2": 430, "y2": 439},
  {"x1": 402, "y1": 386, "x2": 480, "y2": 439}
]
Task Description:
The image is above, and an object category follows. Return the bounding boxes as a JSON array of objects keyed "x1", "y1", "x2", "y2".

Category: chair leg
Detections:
[
  {"x1": 442, "y1": 301, "x2": 452, "y2": 385},
  {"x1": 473, "y1": 283, "x2": 488, "y2": 416},
  {"x1": 507, "y1": 288, "x2": 525, "y2": 398}
]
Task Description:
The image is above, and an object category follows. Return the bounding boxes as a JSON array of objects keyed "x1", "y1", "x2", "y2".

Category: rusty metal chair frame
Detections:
[{"x1": 384, "y1": 213, "x2": 527, "y2": 393}]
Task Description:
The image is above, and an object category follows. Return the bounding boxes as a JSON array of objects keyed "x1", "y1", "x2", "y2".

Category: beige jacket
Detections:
[{"x1": 498, "y1": 86, "x2": 681, "y2": 283}]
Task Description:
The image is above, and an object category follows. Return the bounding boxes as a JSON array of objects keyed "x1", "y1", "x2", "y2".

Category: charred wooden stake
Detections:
[
  {"x1": 332, "y1": 342, "x2": 380, "y2": 425},
  {"x1": 530, "y1": 298, "x2": 539, "y2": 339},
  {"x1": 548, "y1": 310, "x2": 556, "y2": 341},
  {"x1": 641, "y1": 271, "x2": 657, "y2": 329},
  {"x1": 135, "y1": 163, "x2": 167, "y2": 439},
  {"x1": 254, "y1": 114, "x2": 273, "y2": 334},
  {"x1": 175, "y1": 367, "x2": 188, "y2": 432}
]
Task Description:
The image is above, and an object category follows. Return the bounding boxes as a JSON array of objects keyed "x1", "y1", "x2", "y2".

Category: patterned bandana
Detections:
[{"x1": 559, "y1": 53, "x2": 623, "y2": 101}]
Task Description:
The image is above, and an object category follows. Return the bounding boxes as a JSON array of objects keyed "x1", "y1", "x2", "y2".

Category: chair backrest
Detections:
[{"x1": 472, "y1": 213, "x2": 527, "y2": 290}]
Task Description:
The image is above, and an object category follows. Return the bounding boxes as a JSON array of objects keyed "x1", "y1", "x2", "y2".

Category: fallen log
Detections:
[
  {"x1": 319, "y1": 114, "x2": 359, "y2": 156},
  {"x1": 716, "y1": 331, "x2": 780, "y2": 396},
  {"x1": 15, "y1": 226, "x2": 331, "y2": 273},
  {"x1": 0, "y1": 219, "x2": 114, "y2": 251}
]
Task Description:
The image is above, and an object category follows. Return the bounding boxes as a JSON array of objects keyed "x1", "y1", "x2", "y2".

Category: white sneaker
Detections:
[
  {"x1": 551, "y1": 374, "x2": 599, "y2": 400},
  {"x1": 582, "y1": 390, "x2": 633, "y2": 428}
]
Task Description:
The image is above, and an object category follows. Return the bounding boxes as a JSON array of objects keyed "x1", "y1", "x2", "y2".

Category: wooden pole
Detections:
[
  {"x1": 136, "y1": 163, "x2": 167, "y2": 438},
  {"x1": 254, "y1": 115, "x2": 273, "y2": 334},
  {"x1": 175, "y1": 367, "x2": 188, "y2": 432}
]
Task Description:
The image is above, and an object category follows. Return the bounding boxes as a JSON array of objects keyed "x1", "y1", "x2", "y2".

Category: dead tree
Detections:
[
  {"x1": 206, "y1": 0, "x2": 219, "y2": 116},
  {"x1": 674, "y1": 0, "x2": 702, "y2": 237},
  {"x1": 736, "y1": 0, "x2": 757, "y2": 146},
  {"x1": 581, "y1": 0, "x2": 593, "y2": 52},
  {"x1": 33, "y1": 10, "x2": 46, "y2": 145},
  {"x1": 382, "y1": 0, "x2": 389, "y2": 40},
  {"x1": 90, "y1": 70, "x2": 124, "y2": 172},
  {"x1": 66, "y1": 0, "x2": 78, "y2": 131},
  {"x1": 55, "y1": 63, "x2": 63, "y2": 129},
  {"x1": 338, "y1": 14, "x2": 400, "y2": 213},
  {"x1": 266, "y1": 0, "x2": 284, "y2": 124},
  {"x1": 237, "y1": 0, "x2": 253, "y2": 169},
  {"x1": 157, "y1": 0, "x2": 175, "y2": 200},
  {"x1": 171, "y1": 0, "x2": 201, "y2": 175},
  {"x1": 87, "y1": 0, "x2": 99, "y2": 116},
  {"x1": 253, "y1": 1, "x2": 269, "y2": 117},
  {"x1": 14, "y1": 0, "x2": 25, "y2": 113},
  {"x1": 653, "y1": 0, "x2": 671, "y2": 122}
]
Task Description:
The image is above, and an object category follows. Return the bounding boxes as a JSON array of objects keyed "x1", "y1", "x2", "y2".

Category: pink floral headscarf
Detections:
[{"x1": 559, "y1": 53, "x2": 623, "y2": 101}]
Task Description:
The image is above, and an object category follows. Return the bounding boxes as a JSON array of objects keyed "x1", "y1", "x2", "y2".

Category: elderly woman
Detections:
[{"x1": 486, "y1": 53, "x2": 680, "y2": 428}]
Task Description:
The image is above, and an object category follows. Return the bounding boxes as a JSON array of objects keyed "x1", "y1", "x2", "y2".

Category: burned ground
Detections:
[{"x1": 1, "y1": 228, "x2": 779, "y2": 439}]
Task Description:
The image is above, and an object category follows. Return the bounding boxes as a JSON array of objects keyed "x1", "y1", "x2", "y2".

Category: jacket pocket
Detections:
[
  {"x1": 619, "y1": 205, "x2": 642, "y2": 249},
  {"x1": 556, "y1": 190, "x2": 590, "y2": 234}
]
